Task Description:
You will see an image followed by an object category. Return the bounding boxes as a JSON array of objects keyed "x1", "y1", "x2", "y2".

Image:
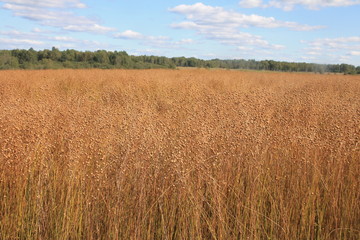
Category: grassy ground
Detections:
[{"x1": 0, "y1": 69, "x2": 359, "y2": 239}]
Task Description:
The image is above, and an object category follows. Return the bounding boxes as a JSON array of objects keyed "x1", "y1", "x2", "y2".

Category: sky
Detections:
[{"x1": 0, "y1": 0, "x2": 360, "y2": 66}]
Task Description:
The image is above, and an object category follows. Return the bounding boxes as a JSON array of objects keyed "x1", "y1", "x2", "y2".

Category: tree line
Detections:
[{"x1": 1, "y1": 47, "x2": 359, "y2": 74}]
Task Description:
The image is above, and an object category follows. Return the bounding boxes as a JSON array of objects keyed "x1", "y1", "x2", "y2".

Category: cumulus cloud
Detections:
[
  {"x1": 302, "y1": 36, "x2": 360, "y2": 64},
  {"x1": 63, "y1": 24, "x2": 115, "y2": 33},
  {"x1": 170, "y1": 3, "x2": 323, "y2": 31},
  {"x1": 239, "y1": 0, "x2": 264, "y2": 8},
  {"x1": 49, "y1": 36, "x2": 77, "y2": 42},
  {"x1": 114, "y1": 30, "x2": 170, "y2": 43},
  {"x1": 0, "y1": 0, "x2": 86, "y2": 8},
  {"x1": 169, "y1": 3, "x2": 322, "y2": 51},
  {"x1": 0, "y1": 37, "x2": 43, "y2": 45},
  {"x1": 306, "y1": 36, "x2": 360, "y2": 50},
  {"x1": 239, "y1": 0, "x2": 360, "y2": 10},
  {"x1": 114, "y1": 30, "x2": 144, "y2": 39},
  {"x1": 0, "y1": 0, "x2": 115, "y2": 34},
  {"x1": 0, "y1": 29, "x2": 40, "y2": 39},
  {"x1": 0, "y1": 28, "x2": 104, "y2": 50},
  {"x1": 169, "y1": 3, "x2": 324, "y2": 51}
]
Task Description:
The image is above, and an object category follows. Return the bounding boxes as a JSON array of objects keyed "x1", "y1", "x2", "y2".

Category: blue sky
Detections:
[{"x1": 1, "y1": 0, "x2": 360, "y2": 65}]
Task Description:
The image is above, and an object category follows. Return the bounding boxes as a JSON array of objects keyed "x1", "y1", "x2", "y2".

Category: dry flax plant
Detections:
[{"x1": 0, "y1": 69, "x2": 359, "y2": 239}]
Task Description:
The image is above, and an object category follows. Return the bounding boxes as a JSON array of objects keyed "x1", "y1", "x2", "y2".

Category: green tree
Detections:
[
  {"x1": 38, "y1": 49, "x2": 51, "y2": 60},
  {"x1": 0, "y1": 51, "x2": 19, "y2": 69},
  {"x1": 12, "y1": 49, "x2": 37, "y2": 65},
  {"x1": 94, "y1": 50, "x2": 110, "y2": 64},
  {"x1": 340, "y1": 64, "x2": 356, "y2": 74},
  {"x1": 60, "y1": 49, "x2": 76, "y2": 62},
  {"x1": 50, "y1": 47, "x2": 61, "y2": 61}
]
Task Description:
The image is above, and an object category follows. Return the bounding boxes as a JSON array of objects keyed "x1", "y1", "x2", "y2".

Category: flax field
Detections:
[{"x1": 0, "y1": 69, "x2": 359, "y2": 239}]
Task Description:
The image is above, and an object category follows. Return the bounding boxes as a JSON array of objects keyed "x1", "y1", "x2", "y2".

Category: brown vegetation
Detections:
[{"x1": 0, "y1": 69, "x2": 359, "y2": 239}]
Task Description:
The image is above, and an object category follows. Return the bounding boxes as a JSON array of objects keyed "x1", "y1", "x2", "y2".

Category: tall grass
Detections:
[{"x1": 0, "y1": 69, "x2": 359, "y2": 239}]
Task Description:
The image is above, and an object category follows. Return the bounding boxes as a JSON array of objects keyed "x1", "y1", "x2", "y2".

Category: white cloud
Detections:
[
  {"x1": 170, "y1": 3, "x2": 323, "y2": 31},
  {"x1": 114, "y1": 30, "x2": 193, "y2": 49},
  {"x1": 0, "y1": 29, "x2": 104, "y2": 50},
  {"x1": 349, "y1": 51, "x2": 360, "y2": 56},
  {"x1": 63, "y1": 24, "x2": 115, "y2": 33},
  {"x1": 0, "y1": 37, "x2": 44, "y2": 45},
  {"x1": 170, "y1": 3, "x2": 315, "y2": 50},
  {"x1": 237, "y1": 46, "x2": 253, "y2": 50},
  {"x1": 49, "y1": 36, "x2": 77, "y2": 42},
  {"x1": 302, "y1": 36, "x2": 360, "y2": 64},
  {"x1": 146, "y1": 36, "x2": 172, "y2": 46},
  {"x1": 0, "y1": 0, "x2": 86, "y2": 9},
  {"x1": 114, "y1": 30, "x2": 144, "y2": 39},
  {"x1": 0, "y1": 29, "x2": 39, "y2": 38},
  {"x1": 114, "y1": 30, "x2": 168, "y2": 43},
  {"x1": 48, "y1": 38, "x2": 103, "y2": 50},
  {"x1": 239, "y1": 0, "x2": 264, "y2": 8},
  {"x1": 307, "y1": 37, "x2": 360, "y2": 50},
  {"x1": 239, "y1": 0, "x2": 360, "y2": 10},
  {"x1": 307, "y1": 51, "x2": 321, "y2": 56},
  {"x1": 1, "y1": 1, "x2": 114, "y2": 34},
  {"x1": 47, "y1": 34, "x2": 102, "y2": 47}
]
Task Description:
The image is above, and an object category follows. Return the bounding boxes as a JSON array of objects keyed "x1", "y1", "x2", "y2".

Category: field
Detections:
[{"x1": 0, "y1": 69, "x2": 359, "y2": 239}]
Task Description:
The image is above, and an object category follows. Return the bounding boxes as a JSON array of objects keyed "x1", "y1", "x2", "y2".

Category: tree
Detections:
[
  {"x1": 50, "y1": 47, "x2": 61, "y2": 61},
  {"x1": 94, "y1": 50, "x2": 110, "y2": 64},
  {"x1": 340, "y1": 64, "x2": 356, "y2": 74},
  {"x1": 0, "y1": 51, "x2": 19, "y2": 69},
  {"x1": 12, "y1": 49, "x2": 37, "y2": 64},
  {"x1": 38, "y1": 49, "x2": 51, "y2": 60},
  {"x1": 0, "y1": 48, "x2": 358, "y2": 73},
  {"x1": 60, "y1": 49, "x2": 76, "y2": 62}
]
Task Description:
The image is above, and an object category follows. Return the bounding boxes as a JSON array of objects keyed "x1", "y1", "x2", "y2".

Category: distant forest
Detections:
[{"x1": 1, "y1": 47, "x2": 359, "y2": 74}]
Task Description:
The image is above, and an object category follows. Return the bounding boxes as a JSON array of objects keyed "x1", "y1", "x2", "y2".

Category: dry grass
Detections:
[{"x1": 0, "y1": 69, "x2": 359, "y2": 239}]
